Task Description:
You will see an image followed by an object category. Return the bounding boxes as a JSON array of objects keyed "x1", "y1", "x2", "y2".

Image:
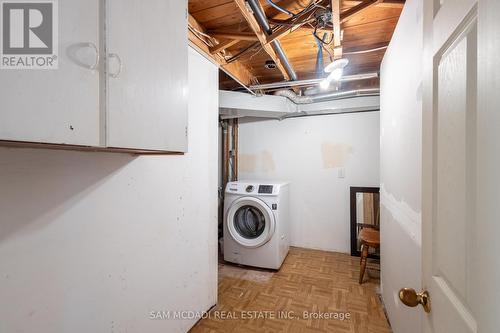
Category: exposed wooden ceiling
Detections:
[{"x1": 188, "y1": 0, "x2": 404, "y2": 91}]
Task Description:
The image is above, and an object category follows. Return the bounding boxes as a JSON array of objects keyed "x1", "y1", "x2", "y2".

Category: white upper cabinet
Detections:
[
  {"x1": 106, "y1": 0, "x2": 188, "y2": 152},
  {"x1": 0, "y1": 0, "x2": 188, "y2": 153},
  {"x1": 0, "y1": 0, "x2": 101, "y2": 146}
]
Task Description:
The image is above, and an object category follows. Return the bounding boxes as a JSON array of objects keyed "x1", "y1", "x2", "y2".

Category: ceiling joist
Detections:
[
  {"x1": 207, "y1": 30, "x2": 260, "y2": 41},
  {"x1": 209, "y1": 39, "x2": 240, "y2": 54},
  {"x1": 331, "y1": 0, "x2": 343, "y2": 58},
  {"x1": 189, "y1": 0, "x2": 404, "y2": 91},
  {"x1": 340, "y1": 0, "x2": 383, "y2": 23},
  {"x1": 188, "y1": 13, "x2": 256, "y2": 86}
]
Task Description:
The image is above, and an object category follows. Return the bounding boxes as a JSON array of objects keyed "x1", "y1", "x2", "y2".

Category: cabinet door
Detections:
[
  {"x1": 0, "y1": 0, "x2": 101, "y2": 146},
  {"x1": 106, "y1": 0, "x2": 188, "y2": 152}
]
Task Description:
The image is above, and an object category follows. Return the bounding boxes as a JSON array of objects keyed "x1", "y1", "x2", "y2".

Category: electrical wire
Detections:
[
  {"x1": 223, "y1": 0, "x2": 334, "y2": 65},
  {"x1": 268, "y1": 17, "x2": 315, "y2": 26},
  {"x1": 266, "y1": 0, "x2": 295, "y2": 16},
  {"x1": 268, "y1": 0, "x2": 323, "y2": 27},
  {"x1": 313, "y1": 25, "x2": 334, "y2": 45},
  {"x1": 222, "y1": 1, "x2": 324, "y2": 63},
  {"x1": 188, "y1": 25, "x2": 217, "y2": 47},
  {"x1": 225, "y1": 42, "x2": 262, "y2": 64},
  {"x1": 312, "y1": 29, "x2": 333, "y2": 62},
  {"x1": 309, "y1": 20, "x2": 334, "y2": 62},
  {"x1": 343, "y1": 45, "x2": 389, "y2": 55},
  {"x1": 268, "y1": 0, "x2": 336, "y2": 58}
]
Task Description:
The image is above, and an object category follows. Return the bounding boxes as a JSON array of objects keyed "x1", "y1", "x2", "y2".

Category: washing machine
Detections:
[{"x1": 223, "y1": 181, "x2": 290, "y2": 270}]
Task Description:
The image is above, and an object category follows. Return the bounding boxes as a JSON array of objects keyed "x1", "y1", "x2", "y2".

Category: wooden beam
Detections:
[
  {"x1": 234, "y1": 0, "x2": 290, "y2": 80},
  {"x1": 332, "y1": 0, "x2": 341, "y2": 46},
  {"x1": 209, "y1": 39, "x2": 240, "y2": 54},
  {"x1": 207, "y1": 30, "x2": 259, "y2": 41},
  {"x1": 188, "y1": 14, "x2": 256, "y2": 86},
  {"x1": 331, "y1": 0, "x2": 343, "y2": 58},
  {"x1": 188, "y1": 28, "x2": 213, "y2": 55},
  {"x1": 340, "y1": 0, "x2": 382, "y2": 23},
  {"x1": 221, "y1": 61, "x2": 257, "y2": 87}
]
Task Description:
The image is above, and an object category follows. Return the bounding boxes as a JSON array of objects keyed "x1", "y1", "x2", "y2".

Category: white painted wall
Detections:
[
  {"x1": 380, "y1": 0, "x2": 423, "y2": 332},
  {"x1": 238, "y1": 111, "x2": 380, "y2": 252},
  {"x1": 0, "y1": 48, "x2": 218, "y2": 333}
]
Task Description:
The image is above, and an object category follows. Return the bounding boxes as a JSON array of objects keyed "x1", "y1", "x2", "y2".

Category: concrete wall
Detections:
[
  {"x1": 238, "y1": 111, "x2": 380, "y2": 253},
  {"x1": 0, "y1": 48, "x2": 219, "y2": 333},
  {"x1": 380, "y1": 0, "x2": 423, "y2": 332}
]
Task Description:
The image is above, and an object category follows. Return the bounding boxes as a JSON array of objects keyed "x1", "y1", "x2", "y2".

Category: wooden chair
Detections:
[{"x1": 358, "y1": 227, "x2": 380, "y2": 284}]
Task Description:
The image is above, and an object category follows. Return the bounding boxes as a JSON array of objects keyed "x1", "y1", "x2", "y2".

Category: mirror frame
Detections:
[{"x1": 350, "y1": 186, "x2": 380, "y2": 257}]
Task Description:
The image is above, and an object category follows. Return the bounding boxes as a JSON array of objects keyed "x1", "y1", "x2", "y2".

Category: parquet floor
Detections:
[{"x1": 189, "y1": 247, "x2": 391, "y2": 333}]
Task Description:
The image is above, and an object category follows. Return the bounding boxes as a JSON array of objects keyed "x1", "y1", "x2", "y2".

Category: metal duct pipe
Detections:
[
  {"x1": 247, "y1": 0, "x2": 272, "y2": 33},
  {"x1": 281, "y1": 106, "x2": 380, "y2": 119},
  {"x1": 249, "y1": 72, "x2": 379, "y2": 90},
  {"x1": 274, "y1": 88, "x2": 380, "y2": 104},
  {"x1": 309, "y1": 88, "x2": 380, "y2": 103},
  {"x1": 314, "y1": 34, "x2": 325, "y2": 79},
  {"x1": 272, "y1": 40, "x2": 298, "y2": 80},
  {"x1": 246, "y1": 0, "x2": 298, "y2": 81},
  {"x1": 274, "y1": 90, "x2": 313, "y2": 104},
  {"x1": 266, "y1": 0, "x2": 294, "y2": 16}
]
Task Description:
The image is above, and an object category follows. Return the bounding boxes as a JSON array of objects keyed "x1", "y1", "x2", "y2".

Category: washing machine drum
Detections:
[{"x1": 226, "y1": 196, "x2": 276, "y2": 248}]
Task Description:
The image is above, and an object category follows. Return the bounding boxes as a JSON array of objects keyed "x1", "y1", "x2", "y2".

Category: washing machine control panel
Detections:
[
  {"x1": 226, "y1": 182, "x2": 283, "y2": 195},
  {"x1": 258, "y1": 185, "x2": 273, "y2": 194}
]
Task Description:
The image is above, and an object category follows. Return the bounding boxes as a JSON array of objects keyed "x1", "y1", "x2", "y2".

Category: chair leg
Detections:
[{"x1": 359, "y1": 244, "x2": 369, "y2": 284}]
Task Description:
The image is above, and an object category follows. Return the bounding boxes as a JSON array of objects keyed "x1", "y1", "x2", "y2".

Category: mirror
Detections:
[{"x1": 350, "y1": 187, "x2": 380, "y2": 257}]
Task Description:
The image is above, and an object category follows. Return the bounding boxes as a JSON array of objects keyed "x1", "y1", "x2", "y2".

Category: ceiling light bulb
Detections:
[
  {"x1": 330, "y1": 68, "x2": 343, "y2": 81},
  {"x1": 324, "y1": 58, "x2": 349, "y2": 73},
  {"x1": 320, "y1": 79, "x2": 330, "y2": 90}
]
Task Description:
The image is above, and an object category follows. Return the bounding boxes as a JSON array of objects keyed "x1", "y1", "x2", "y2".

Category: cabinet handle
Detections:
[
  {"x1": 108, "y1": 53, "x2": 123, "y2": 78},
  {"x1": 87, "y1": 42, "x2": 99, "y2": 70}
]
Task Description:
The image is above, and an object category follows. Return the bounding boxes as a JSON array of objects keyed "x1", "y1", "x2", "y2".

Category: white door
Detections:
[
  {"x1": 410, "y1": 0, "x2": 500, "y2": 332},
  {"x1": 106, "y1": 0, "x2": 188, "y2": 152},
  {"x1": 0, "y1": 0, "x2": 101, "y2": 146}
]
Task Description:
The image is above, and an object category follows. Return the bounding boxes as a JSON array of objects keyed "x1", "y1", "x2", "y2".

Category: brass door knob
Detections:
[{"x1": 399, "y1": 288, "x2": 431, "y2": 313}]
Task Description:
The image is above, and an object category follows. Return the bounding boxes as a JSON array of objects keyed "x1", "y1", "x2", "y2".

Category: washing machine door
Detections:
[{"x1": 226, "y1": 196, "x2": 276, "y2": 248}]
